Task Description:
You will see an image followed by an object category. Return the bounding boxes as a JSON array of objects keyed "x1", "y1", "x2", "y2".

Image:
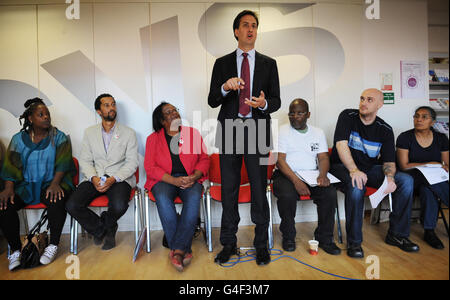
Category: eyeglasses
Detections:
[
  {"x1": 288, "y1": 111, "x2": 308, "y2": 117},
  {"x1": 163, "y1": 108, "x2": 179, "y2": 116}
]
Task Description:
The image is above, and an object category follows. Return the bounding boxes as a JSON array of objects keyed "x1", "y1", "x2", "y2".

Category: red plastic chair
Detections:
[
  {"x1": 69, "y1": 168, "x2": 142, "y2": 255},
  {"x1": 20, "y1": 157, "x2": 80, "y2": 233},
  {"x1": 327, "y1": 149, "x2": 402, "y2": 237},
  {"x1": 365, "y1": 187, "x2": 378, "y2": 197},
  {"x1": 368, "y1": 183, "x2": 448, "y2": 236},
  {"x1": 292, "y1": 194, "x2": 344, "y2": 244},
  {"x1": 286, "y1": 148, "x2": 345, "y2": 243},
  {"x1": 327, "y1": 148, "x2": 381, "y2": 242},
  {"x1": 144, "y1": 190, "x2": 182, "y2": 254},
  {"x1": 6, "y1": 158, "x2": 80, "y2": 257},
  {"x1": 268, "y1": 148, "x2": 345, "y2": 244},
  {"x1": 143, "y1": 184, "x2": 207, "y2": 253},
  {"x1": 366, "y1": 186, "x2": 390, "y2": 224},
  {"x1": 205, "y1": 153, "x2": 275, "y2": 252}
]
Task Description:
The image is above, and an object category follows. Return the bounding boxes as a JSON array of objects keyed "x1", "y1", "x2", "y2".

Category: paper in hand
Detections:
[
  {"x1": 415, "y1": 166, "x2": 449, "y2": 185},
  {"x1": 295, "y1": 170, "x2": 340, "y2": 187},
  {"x1": 369, "y1": 176, "x2": 389, "y2": 209}
]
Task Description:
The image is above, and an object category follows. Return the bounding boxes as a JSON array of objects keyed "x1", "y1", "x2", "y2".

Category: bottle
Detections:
[{"x1": 100, "y1": 176, "x2": 107, "y2": 186}]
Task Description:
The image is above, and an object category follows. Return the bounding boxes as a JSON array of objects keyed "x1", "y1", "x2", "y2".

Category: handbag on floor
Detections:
[{"x1": 21, "y1": 208, "x2": 49, "y2": 269}]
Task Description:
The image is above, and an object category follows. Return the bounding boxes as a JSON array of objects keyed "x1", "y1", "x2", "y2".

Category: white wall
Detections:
[
  {"x1": 362, "y1": 0, "x2": 429, "y2": 138},
  {"x1": 0, "y1": 0, "x2": 429, "y2": 234}
]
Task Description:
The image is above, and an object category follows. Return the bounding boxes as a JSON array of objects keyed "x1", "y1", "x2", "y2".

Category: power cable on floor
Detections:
[{"x1": 219, "y1": 248, "x2": 361, "y2": 280}]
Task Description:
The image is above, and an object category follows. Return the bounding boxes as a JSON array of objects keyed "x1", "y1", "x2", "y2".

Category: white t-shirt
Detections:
[{"x1": 277, "y1": 124, "x2": 329, "y2": 172}]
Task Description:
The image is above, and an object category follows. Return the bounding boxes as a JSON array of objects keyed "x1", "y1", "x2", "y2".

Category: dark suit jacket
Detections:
[{"x1": 208, "y1": 50, "x2": 281, "y2": 153}]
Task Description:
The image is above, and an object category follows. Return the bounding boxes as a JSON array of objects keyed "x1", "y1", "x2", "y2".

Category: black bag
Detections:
[{"x1": 20, "y1": 209, "x2": 49, "y2": 269}]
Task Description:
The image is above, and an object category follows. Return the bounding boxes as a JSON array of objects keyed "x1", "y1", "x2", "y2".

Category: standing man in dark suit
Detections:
[{"x1": 208, "y1": 10, "x2": 281, "y2": 266}]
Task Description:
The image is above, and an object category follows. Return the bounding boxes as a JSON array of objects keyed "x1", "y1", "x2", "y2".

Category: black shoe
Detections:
[
  {"x1": 214, "y1": 245, "x2": 238, "y2": 264},
  {"x1": 424, "y1": 230, "x2": 444, "y2": 249},
  {"x1": 255, "y1": 247, "x2": 271, "y2": 266},
  {"x1": 95, "y1": 212, "x2": 107, "y2": 245},
  {"x1": 282, "y1": 239, "x2": 296, "y2": 252},
  {"x1": 385, "y1": 233, "x2": 419, "y2": 252},
  {"x1": 347, "y1": 244, "x2": 364, "y2": 258},
  {"x1": 94, "y1": 230, "x2": 106, "y2": 246},
  {"x1": 319, "y1": 242, "x2": 341, "y2": 255},
  {"x1": 102, "y1": 224, "x2": 118, "y2": 251}
]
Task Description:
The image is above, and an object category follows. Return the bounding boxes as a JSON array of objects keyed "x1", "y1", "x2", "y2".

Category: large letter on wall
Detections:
[
  {"x1": 142, "y1": 16, "x2": 185, "y2": 113},
  {"x1": 65, "y1": 0, "x2": 80, "y2": 20}
]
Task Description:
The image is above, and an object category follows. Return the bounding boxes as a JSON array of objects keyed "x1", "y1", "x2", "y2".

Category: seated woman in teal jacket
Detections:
[{"x1": 0, "y1": 98, "x2": 76, "y2": 271}]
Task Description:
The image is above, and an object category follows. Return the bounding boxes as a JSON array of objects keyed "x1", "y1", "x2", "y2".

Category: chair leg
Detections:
[
  {"x1": 144, "y1": 190, "x2": 151, "y2": 253},
  {"x1": 438, "y1": 201, "x2": 449, "y2": 237},
  {"x1": 138, "y1": 189, "x2": 145, "y2": 233},
  {"x1": 206, "y1": 189, "x2": 213, "y2": 252},
  {"x1": 266, "y1": 185, "x2": 274, "y2": 250},
  {"x1": 21, "y1": 210, "x2": 29, "y2": 234},
  {"x1": 70, "y1": 217, "x2": 74, "y2": 254},
  {"x1": 201, "y1": 191, "x2": 209, "y2": 247},
  {"x1": 74, "y1": 220, "x2": 79, "y2": 255},
  {"x1": 335, "y1": 198, "x2": 343, "y2": 244},
  {"x1": 134, "y1": 189, "x2": 140, "y2": 246},
  {"x1": 7, "y1": 244, "x2": 11, "y2": 257}
]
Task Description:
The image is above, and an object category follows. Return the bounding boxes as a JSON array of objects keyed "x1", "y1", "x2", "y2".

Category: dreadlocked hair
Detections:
[
  {"x1": 19, "y1": 97, "x2": 45, "y2": 132},
  {"x1": 19, "y1": 97, "x2": 56, "y2": 146}
]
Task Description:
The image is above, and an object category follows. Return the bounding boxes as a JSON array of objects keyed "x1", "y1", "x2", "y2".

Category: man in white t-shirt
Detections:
[{"x1": 273, "y1": 99, "x2": 341, "y2": 255}]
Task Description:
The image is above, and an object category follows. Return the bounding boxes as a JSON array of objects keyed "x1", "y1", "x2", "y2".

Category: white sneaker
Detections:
[
  {"x1": 8, "y1": 250, "x2": 21, "y2": 271},
  {"x1": 40, "y1": 244, "x2": 58, "y2": 265}
]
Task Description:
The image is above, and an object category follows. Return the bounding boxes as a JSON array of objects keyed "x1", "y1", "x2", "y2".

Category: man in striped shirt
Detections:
[{"x1": 330, "y1": 88, "x2": 419, "y2": 258}]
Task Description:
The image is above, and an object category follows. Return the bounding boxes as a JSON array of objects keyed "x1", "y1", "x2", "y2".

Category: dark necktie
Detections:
[{"x1": 239, "y1": 53, "x2": 251, "y2": 116}]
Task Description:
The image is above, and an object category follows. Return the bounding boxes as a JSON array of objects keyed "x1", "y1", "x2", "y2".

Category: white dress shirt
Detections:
[{"x1": 221, "y1": 48, "x2": 268, "y2": 117}]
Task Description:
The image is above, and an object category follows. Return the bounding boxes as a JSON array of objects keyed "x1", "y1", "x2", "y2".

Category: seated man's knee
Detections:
[
  {"x1": 109, "y1": 198, "x2": 129, "y2": 216},
  {"x1": 273, "y1": 181, "x2": 298, "y2": 201},
  {"x1": 394, "y1": 172, "x2": 414, "y2": 193},
  {"x1": 347, "y1": 182, "x2": 365, "y2": 197},
  {"x1": 345, "y1": 185, "x2": 365, "y2": 204},
  {"x1": 65, "y1": 197, "x2": 78, "y2": 214},
  {"x1": 323, "y1": 186, "x2": 337, "y2": 199},
  {"x1": 274, "y1": 189, "x2": 298, "y2": 202}
]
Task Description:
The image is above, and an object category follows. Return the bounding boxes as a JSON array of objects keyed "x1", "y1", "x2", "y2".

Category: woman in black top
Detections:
[{"x1": 396, "y1": 106, "x2": 449, "y2": 249}]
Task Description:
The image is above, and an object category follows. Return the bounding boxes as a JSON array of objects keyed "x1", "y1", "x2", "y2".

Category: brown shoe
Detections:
[
  {"x1": 169, "y1": 250, "x2": 184, "y2": 272},
  {"x1": 183, "y1": 252, "x2": 193, "y2": 267}
]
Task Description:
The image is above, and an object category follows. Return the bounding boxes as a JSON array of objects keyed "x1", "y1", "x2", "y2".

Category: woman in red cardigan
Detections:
[{"x1": 144, "y1": 102, "x2": 209, "y2": 272}]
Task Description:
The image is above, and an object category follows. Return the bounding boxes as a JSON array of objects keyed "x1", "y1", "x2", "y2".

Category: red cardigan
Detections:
[{"x1": 144, "y1": 126, "x2": 210, "y2": 191}]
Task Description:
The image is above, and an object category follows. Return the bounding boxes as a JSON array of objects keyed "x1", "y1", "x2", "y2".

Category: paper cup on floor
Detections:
[{"x1": 308, "y1": 240, "x2": 319, "y2": 255}]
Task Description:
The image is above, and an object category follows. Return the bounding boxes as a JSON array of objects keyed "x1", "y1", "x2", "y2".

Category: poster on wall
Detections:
[
  {"x1": 383, "y1": 92, "x2": 395, "y2": 104},
  {"x1": 400, "y1": 60, "x2": 426, "y2": 99},
  {"x1": 381, "y1": 73, "x2": 394, "y2": 104},
  {"x1": 381, "y1": 73, "x2": 393, "y2": 91}
]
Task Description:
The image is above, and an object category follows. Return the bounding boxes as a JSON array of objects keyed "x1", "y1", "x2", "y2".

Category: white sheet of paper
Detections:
[
  {"x1": 295, "y1": 170, "x2": 341, "y2": 187},
  {"x1": 369, "y1": 176, "x2": 389, "y2": 209},
  {"x1": 415, "y1": 166, "x2": 449, "y2": 185},
  {"x1": 421, "y1": 163, "x2": 443, "y2": 168}
]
